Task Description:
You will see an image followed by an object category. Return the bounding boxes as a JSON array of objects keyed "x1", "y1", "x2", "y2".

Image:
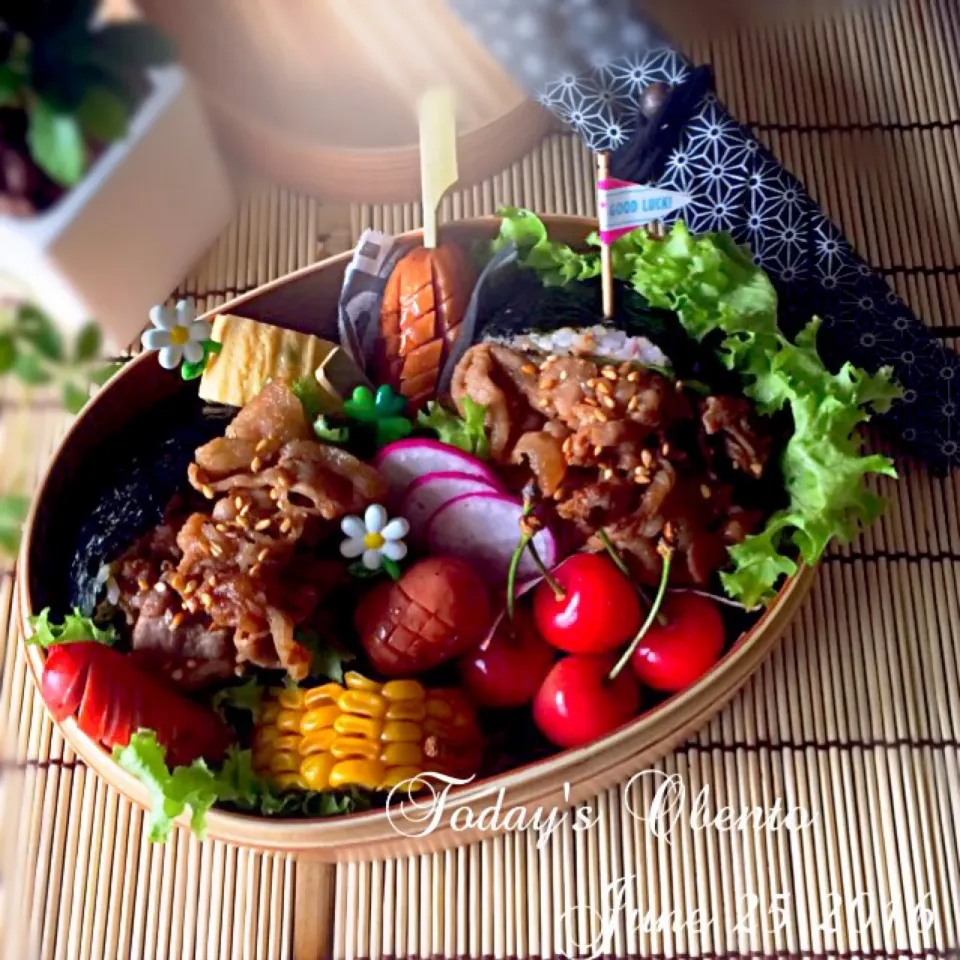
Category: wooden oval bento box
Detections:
[{"x1": 18, "y1": 216, "x2": 816, "y2": 860}]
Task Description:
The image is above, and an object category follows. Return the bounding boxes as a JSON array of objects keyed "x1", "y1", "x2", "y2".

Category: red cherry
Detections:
[
  {"x1": 532, "y1": 553, "x2": 642, "y2": 654},
  {"x1": 533, "y1": 655, "x2": 641, "y2": 748},
  {"x1": 460, "y1": 607, "x2": 555, "y2": 708},
  {"x1": 630, "y1": 592, "x2": 726, "y2": 692}
]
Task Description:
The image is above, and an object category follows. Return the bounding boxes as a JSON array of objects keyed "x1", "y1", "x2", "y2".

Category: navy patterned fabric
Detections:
[{"x1": 448, "y1": 2, "x2": 960, "y2": 473}]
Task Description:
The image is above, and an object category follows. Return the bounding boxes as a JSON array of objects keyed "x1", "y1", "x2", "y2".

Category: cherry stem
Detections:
[
  {"x1": 525, "y1": 539, "x2": 564, "y2": 598},
  {"x1": 597, "y1": 529, "x2": 630, "y2": 577},
  {"x1": 506, "y1": 532, "x2": 532, "y2": 624},
  {"x1": 608, "y1": 547, "x2": 674, "y2": 683},
  {"x1": 597, "y1": 529, "x2": 668, "y2": 627},
  {"x1": 508, "y1": 490, "x2": 564, "y2": 619}
]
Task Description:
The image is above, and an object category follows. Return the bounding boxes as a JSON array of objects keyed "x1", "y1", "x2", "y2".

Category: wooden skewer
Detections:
[
  {"x1": 418, "y1": 87, "x2": 459, "y2": 250},
  {"x1": 596, "y1": 151, "x2": 615, "y2": 319}
]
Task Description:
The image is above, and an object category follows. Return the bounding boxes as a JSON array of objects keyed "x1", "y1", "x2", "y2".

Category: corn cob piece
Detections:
[{"x1": 253, "y1": 671, "x2": 483, "y2": 793}]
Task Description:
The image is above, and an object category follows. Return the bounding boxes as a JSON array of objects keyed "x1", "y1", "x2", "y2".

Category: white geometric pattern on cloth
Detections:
[{"x1": 446, "y1": 1, "x2": 958, "y2": 470}]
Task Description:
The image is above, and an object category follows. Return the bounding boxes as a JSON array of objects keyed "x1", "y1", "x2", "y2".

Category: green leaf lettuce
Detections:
[
  {"x1": 114, "y1": 731, "x2": 221, "y2": 842},
  {"x1": 418, "y1": 397, "x2": 491, "y2": 459},
  {"x1": 115, "y1": 732, "x2": 372, "y2": 841},
  {"x1": 27, "y1": 607, "x2": 117, "y2": 648}
]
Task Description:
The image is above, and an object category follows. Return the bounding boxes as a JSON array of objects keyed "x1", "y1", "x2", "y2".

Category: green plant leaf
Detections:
[
  {"x1": 89, "y1": 22, "x2": 176, "y2": 70},
  {"x1": 76, "y1": 85, "x2": 129, "y2": 142},
  {"x1": 27, "y1": 98, "x2": 86, "y2": 187},
  {"x1": 62, "y1": 381, "x2": 89, "y2": 414},
  {"x1": 13, "y1": 353, "x2": 52, "y2": 385},
  {"x1": 16, "y1": 303, "x2": 64, "y2": 361},
  {"x1": 90, "y1": 361, "x2": 123, "y2": 386},
  {"x1": 0, "y1": 529, "x2": 21, "y2": 555},
  {"x1": 0, "y1": 494, "x2": 29, "y2": 558},
  {"x1": 0, "y1": 65, "x2": 24, "y2": 106},
  {"x1": 73, "y1": 321, "x2": 102, "y2": 362},
  {"x1": 0, "y1": 334, "x2": 16, "y2": 374}
]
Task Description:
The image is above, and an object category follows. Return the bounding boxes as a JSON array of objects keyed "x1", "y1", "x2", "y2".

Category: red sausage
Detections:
[{"x1": 355, "y1": 557, "x2": 492, "y2": 677}]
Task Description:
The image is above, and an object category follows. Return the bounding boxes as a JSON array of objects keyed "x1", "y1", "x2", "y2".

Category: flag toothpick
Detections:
[{"x1": 596, "y1": 152, "x2": 615, "y2": 320}]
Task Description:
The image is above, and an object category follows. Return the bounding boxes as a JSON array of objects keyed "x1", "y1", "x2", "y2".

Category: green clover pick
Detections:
[{"x1": 343, "y1": 385, "x2": 412, "y2": 447}]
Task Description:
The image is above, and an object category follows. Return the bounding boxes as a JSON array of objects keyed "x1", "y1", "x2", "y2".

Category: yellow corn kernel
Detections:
[
  {"x1": 381, "y1": 742, "x2": 423, "y2": 766},
  {"x1": 331, "y1": 736, "x2": 380, "y2": 761},
  {"x1": 338, "y1": 689, "x2": 387, "y2": 718},
  {"x1": 425, "y1": 699, "x2": 453, "y2": 720},
  {"x1": 301, "y1": 754, "x2": 337, "y2": 791},
  {"x1": 273, "y1": 772, "x2": 308, "y2": 792},
  {"x1": 301, "y1": 704, "x2": 340, "y2": 734},
  {"x1": 267, "y1": 734, "x2": 301, "y2": 754},
  {"x1": 381, "y1": 720, "x2": 421, "y2": 743},
  {"x1": 344, "y1": 671, "x2": 382, "y2": 693},
  {"x1": 385, "y1": 701, "x2": 427, "y2": 722},
  {"x1": 278, "y1": 688, "x2": 306, "y2": 710},
  {"x1": 328, "y1": 759, "x2": 385, "y2": 790},
  {"x1": 299, "y1": 728, "x2": 337, "y2": 756},
  {"x1": 276, "y1": 709, "x2": 304, "y2": 734},
  {"x1": 334, "y1": 714, "x2": 383, "y2": 740},
  {"x1": 260, "y1": 701, "x2": 281, "y2": 724},
  {"x1": 381, "y1": 679, "x2": 426, "y2": 701},
  {"x1": 253, "y1": 727, "x2": 280, "y2": 750},
  {"x1": 270, "y1": 751, "x2": 301, "y2": 775},
  {"x1": 381, "y1": 766, "x2": 425, "y2": 789},
  {"x1": 304, "y1": 683, "x2": 345, "y2": 708}
]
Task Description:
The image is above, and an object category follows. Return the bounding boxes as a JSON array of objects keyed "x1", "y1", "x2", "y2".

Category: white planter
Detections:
[{"x1": 0, "y1": 66, "x2": 234, "y2": 349}]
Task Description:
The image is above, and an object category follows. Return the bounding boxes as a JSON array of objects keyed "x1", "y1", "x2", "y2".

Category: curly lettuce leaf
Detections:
[
  {"x1": 216, "y1": 748, "x2": 372, "y2": 817},
  {"x1": 26, "y1": 607, "x2": 117, "y2": 648},
  {"x1": 497, "y1": 209, "x2": 901, "y2": 607},
  {"x1": 294, "y1": 629, "x2": 356, "y2": 682},
  {"x1": 492, "y1": 207, "x2": 602, "y2": 286},
  {"x1": 115, "y1": 734, "x2": 371, "y2": 842},
  {"x1": 418, "y1": 397, "x2": 490, "y2": 459},
  {"x1": 114, "y1": 731, "x2": 220, "y2": 842},
  {"x1": 211, "y1": 677, "x2": 264, "y2": 721},
  {"x1": 313, "y1": 416, "x2": 350, "y2": 444}
]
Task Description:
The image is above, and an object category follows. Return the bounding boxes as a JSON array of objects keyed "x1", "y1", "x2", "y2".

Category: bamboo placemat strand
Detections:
[{"x1": 3, "y1": 0, "x2": 960, "y2": 957}]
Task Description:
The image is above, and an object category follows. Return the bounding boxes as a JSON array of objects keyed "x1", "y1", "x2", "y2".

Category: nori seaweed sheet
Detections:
[
  {"x1": 476, "y1": 266, "x2": 743, "y2": 395},
  {"x1": 31, "y1": 391, "x2": 233, "y2": 618}
]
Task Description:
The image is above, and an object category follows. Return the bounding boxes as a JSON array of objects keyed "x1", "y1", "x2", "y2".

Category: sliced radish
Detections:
[
  {"x1": 427, "y1": 492, "x2": 559, "y2": 588},
  {"x1": 401, "y1": 471, "x2": 500, "y2": 545},
  {"x1": 374, "y1": 439, "x2": 504, "y2": 507}
]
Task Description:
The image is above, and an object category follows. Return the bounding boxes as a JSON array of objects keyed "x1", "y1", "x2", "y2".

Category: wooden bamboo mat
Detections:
[{"x1": 3, "y1": 1, "x2": 960, "y2": 957}]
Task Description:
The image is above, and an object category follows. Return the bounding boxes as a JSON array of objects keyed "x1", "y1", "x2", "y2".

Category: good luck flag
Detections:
[{"x1": 597, "y1": 180, "x2": 692, "y2": 244}]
